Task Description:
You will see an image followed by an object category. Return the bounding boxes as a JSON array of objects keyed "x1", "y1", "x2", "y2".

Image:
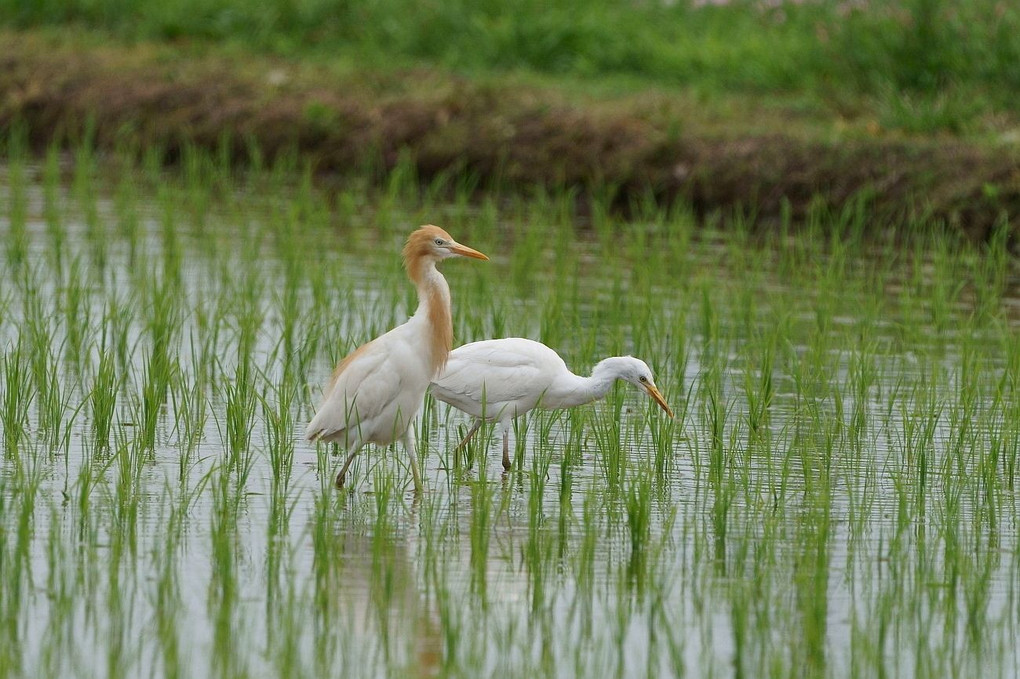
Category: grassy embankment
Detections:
[{"x1": 1, "y1": 0, "x2": 1019, "y2": 239}]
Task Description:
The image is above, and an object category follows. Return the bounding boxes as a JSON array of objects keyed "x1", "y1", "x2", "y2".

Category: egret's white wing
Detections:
[
  {"x1": 306, "y1": 332, "x2": 429, "y2": 442},
  {"x1": 431, "y1": 338, "x2": 566, "y2": 419}
]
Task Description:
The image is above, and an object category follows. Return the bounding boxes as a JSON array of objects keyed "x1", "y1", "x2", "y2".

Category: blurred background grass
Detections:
[{"x1": 3, "y1": 0, "x2": 1018, "y2": 134}]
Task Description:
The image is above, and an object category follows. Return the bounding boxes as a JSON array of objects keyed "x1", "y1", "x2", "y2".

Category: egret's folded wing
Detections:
[
  {"x1": 306, "y1": 343, "x2": 389, "y2": 439},
  {"x1": 432, "y1": 339, "x2": 559, "y2": 415}
]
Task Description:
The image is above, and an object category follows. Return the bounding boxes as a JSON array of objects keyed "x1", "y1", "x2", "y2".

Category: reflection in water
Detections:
[{"x1": 337, "y1": 531, "x2": 440, "y2": 678}]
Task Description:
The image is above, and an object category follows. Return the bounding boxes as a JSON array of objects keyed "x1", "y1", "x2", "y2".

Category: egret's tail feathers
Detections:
[
  {"x1": 305, "y1": 418, "x2": 326, "y2": 441},
  {"x1": 307, "y1": 425, "x2": 346, "y2": 444}
]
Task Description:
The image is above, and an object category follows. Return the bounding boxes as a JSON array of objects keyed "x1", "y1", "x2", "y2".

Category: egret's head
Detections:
[
  {"x1": 617, "y1": 357, "x2": 674, "y2": 418},
  {"x1": 404, "y1": 225, "x2": 488, "y2": 264},
  {"x1": 402, "y1": 225, "x2": 488, "y2": 284}
]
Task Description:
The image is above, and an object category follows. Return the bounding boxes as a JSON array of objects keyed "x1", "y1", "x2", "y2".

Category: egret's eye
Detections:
[
  {"x1": 639, "y1": 376, "x2": 648, "y2": 383},
  {"x1": 434, "y1": 238, "x2": 445, "y2": 246}
]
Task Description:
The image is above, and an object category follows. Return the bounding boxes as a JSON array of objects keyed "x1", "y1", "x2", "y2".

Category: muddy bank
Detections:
[{"x1": 1, "y1": 32, "x2": 1018, "y2": 243}]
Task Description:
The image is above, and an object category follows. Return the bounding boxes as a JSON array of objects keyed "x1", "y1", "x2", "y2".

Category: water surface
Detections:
[{"x1": 1, "y1": 160, "x2": 1019, "y2": 678}]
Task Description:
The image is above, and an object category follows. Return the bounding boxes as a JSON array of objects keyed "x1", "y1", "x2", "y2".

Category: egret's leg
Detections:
[
  {"x1": 502, "y1": 427, "x2": 511, "y2": 471},
  {"x1": 403, "y1": 430, "x2": 424, "y2": 494},
  {"x1": 333, "y1": 430, "x2": 365, "y2": 489},
  {"x1": 335, "y1": 449, "x2": 359, "y2": 489},
  {"x1": 454, "y1": 420, "x2": 483, "y2": 451}
]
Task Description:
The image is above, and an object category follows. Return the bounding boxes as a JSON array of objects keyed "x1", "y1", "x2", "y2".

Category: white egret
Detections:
[
  {"x1": 430, "y1": 337, "x2": 674, "y2": 471},
  {"x1": 306, "y1": 225, "x2": 488, "y2": 491}
]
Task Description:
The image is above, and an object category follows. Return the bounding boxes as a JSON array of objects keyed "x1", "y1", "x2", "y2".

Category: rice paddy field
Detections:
[{"x1": 1, "y1": 138, "x2": 1019, "y2": 679}]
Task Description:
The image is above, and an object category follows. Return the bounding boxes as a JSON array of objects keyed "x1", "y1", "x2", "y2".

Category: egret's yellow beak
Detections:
[
  {"x1": 644, "y1": 383, "x2": 674, "y2": 418},
  {"x1": 450, "y1": 242, "x2": 489, "y2": 260}
]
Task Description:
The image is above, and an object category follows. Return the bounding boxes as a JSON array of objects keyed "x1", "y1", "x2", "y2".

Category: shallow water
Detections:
[{"x1": 1, "y1": 160, "x2": 1019, "y2": 678}]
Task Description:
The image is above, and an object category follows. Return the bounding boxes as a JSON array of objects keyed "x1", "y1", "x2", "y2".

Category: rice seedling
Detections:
[
  {"x1": 60, "y1": 257, "x2": 92, "y2": 375},
  {"x1": 3, "y1": 143, "x2": 29, "y2": 270},
  {"x1": 1, "y1": 341, "x2": 35, "y2": 460},
  {"x1": 222, "y1": 358, "x2": 259, "y2": 494},
  {"x1": 624, "y1": 459, "x2": 654, "y2": 592},
  {"x1": 23, "y1": 300, "x2": 73, "y2": 453},
  {"x1": 89, "y1": 347, "x2": 118, "y2": 454}
]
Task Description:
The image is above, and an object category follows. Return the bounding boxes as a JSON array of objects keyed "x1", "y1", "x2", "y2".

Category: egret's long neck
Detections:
[
  {"x1": 546, "y1": 358, "x2": 624, "y2": 409},
  {"x1": 410, "y1": 260, "x2": 453, "y2": 377}
]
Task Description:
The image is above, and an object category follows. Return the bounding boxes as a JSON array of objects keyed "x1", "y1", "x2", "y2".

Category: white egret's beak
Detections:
[{"x1": 644, "y1": 383, "x2": 674, "y2": 418}]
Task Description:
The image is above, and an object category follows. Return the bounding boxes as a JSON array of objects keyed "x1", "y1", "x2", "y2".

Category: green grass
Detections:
[
  {"x1": 0, "y1": 136, "x2": 1018, "y2": 678},
  {"x1": 2, "y1": 0, "x2": 1020, "y2": 133}
]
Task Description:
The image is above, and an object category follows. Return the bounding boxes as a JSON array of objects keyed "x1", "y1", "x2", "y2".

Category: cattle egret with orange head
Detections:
[{"x1": 306, "y1": 225, "x2": 488, "y2": 491}]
